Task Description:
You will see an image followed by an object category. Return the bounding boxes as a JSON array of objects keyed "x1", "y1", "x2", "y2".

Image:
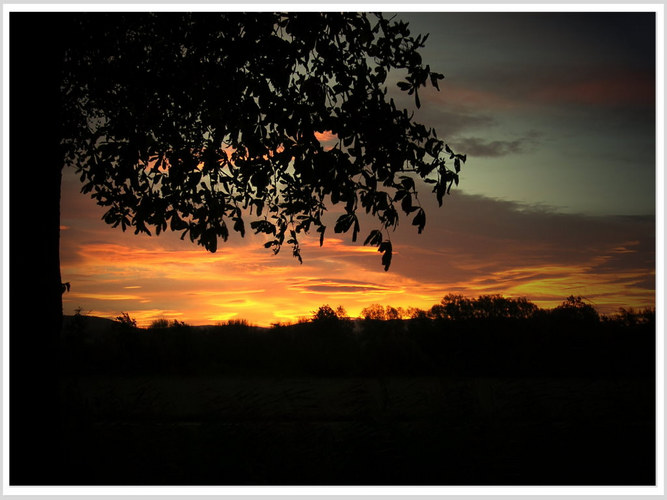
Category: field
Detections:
[
  {"x1": 53, "y1": 312, "x2": 656, "y2": 486},
  {"x1": 58, "y1": 374, "x2": 654, "y2": 485}
]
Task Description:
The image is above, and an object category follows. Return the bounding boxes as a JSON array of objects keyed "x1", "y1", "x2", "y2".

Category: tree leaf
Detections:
[
  {"x1": 317, "y1": 225, "x2": 326, "y2": 247},
  {"x1": 412, "y1": 208, "x2": 426, "y2": 234},
  {"x1": 378, "y1": 240, "x2": 393, "y2": 271},
  {"x1": 401, "y1": 193, "x2": 417, "y2": 214},
  {"x1": 233, "y1": 217, "x2": 245, "y2": 237},
  {"x1": 352, "y1": 217, "x2": 360, "y2": 242},
  {"x1": 400, "y1": 175, "x2": 415, "y2": 191},
  {"x1": 364, "y1": 229, "x2": 383, "y2": 246},
  {"x1": 334, "y1": 213, "x2": 354, "y2": 233},
  {"x1": 170, "y1": 213, "x2": 187, "y2": 231}
]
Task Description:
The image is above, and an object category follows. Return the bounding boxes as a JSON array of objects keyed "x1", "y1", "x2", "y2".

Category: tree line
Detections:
[
  {"x1": 312, "y1": 294, "x2": 653, "y2": 325},
  {"x1": 58, "y1": 294, "x2": 655, "y2": 379}
]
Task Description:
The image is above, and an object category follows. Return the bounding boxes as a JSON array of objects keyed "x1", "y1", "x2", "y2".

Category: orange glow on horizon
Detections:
[
  {"x1": 60, "y1": 228, "x2": 655, "y2": 327},
  {"x1": 59, "y1": 162, "x2": 655, "y2": 328}
]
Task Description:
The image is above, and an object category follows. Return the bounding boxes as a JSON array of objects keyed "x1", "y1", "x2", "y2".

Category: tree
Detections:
[
  {"x1": 429, "y1": 294, "x2": 475, "y2": 321},
  {"x1": 361, "y1": 304, "x2": 387, "y2": 321},
  {"x1": 552, "y1": 296, "x2": 599, "y2": 324},
  {"x1": 472, "y1": 295, "x2": 538, "y2": 320},
  {"x1": 311, "y1": 304, "x2": 348, "y2": 323},
  {"x1": 11, "y1": 13, "x2": 465, "y2": 482}
]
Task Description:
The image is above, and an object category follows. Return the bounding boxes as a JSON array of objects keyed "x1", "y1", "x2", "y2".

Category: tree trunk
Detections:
[{"x1": 10, "y1": 12, "x2": 67, "y2": 484}]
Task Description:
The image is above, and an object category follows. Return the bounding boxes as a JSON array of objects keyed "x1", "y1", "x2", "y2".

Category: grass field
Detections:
[
  {"x1": 41, "y1": 309, "x2": 656, "y2": 485},
  {"x1": 58, "y1": 373, "x2": 655, "y2": 485}
]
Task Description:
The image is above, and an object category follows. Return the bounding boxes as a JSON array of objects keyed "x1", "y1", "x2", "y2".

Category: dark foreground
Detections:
[
  {"x1": 18, "y1": 313, "x2": 658, "y2": 485},
  {"x1": 59, "y1": 374, "x2": 653, "y2": 485}
]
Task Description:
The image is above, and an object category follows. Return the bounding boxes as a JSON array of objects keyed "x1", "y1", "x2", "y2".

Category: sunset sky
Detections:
[{"x1": 59, "y1": 11, "x2": 657, "y2": 327}]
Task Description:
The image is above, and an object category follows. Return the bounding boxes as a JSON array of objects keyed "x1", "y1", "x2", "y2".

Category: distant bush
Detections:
[
  {"x1": 149, "y1": 318, "x2": 190, "y2": 330},
  {"x1": 149, "y1": 318, "x2": 170, "y2": 329},
  {"x1": 114, "y1": 312, "x2": 137, "y2": 329},
  {"x1": 219, "y1": 318, "x2": 251, "y2": 328}
]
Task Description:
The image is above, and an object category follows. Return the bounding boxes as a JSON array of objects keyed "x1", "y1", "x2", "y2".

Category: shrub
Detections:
[
  {"x1": 149, "y1": 318, "x2": 170, "y2": 329},
  {"x1": 114, "y1": 312, "x2": 137, "y2": 329}
]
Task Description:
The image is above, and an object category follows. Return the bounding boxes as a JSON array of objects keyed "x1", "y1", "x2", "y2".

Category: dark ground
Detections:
[
  {"x1": 17, "y1": 313, "x2": 659, "y2": 485},
  {"x1": 59, "y1": 373, "x2": 654, "y2": 485}
]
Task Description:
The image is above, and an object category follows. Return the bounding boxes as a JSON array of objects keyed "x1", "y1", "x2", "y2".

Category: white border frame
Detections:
[{"x1": 2, "y1": 3, "x2": 664, "y2": 497}]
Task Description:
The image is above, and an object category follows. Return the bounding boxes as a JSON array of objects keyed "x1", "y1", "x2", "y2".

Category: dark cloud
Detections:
[
  {"x1": 422, "y1": 109, "x2": 496, "y2": 137},
  {"x1": 289, "y1": 278, "x2": 391, "y2": 294},
  {"x1": 300, "y1": 285, "x2": 390, "y2": 294},
  {"x1": 388, "y1": 89, "x2": 497, "y2": 136},
  {"x1": 454, "y1": 137, "x2": 522, "y2": 157}
]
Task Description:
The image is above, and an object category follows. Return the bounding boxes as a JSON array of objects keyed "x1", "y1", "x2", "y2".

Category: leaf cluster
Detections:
[{"x1": 63, "y1": 13, "x2": 465, "y2": 270}]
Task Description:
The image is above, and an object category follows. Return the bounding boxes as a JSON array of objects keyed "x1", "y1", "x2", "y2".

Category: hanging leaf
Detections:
[
  {"x1": 334, "y1": 213, "x2": 355, "y2": 234},
  {"x1": 170, "y1": 213, "x2": 188, "y2": 231},
  {"x1": 363, "y1": 229, "x2": 383, "y2": 247},
  {"x1": 233, "y1": 217, "x2": 245, "y2": 237},
  {"x1": 378, "y1": 240, "x2": 393, "y2": 271},
  {"x1": 400, "y1": 175, "x2": 415, "y2": 191},
  {"x1": 412, "y1": 208, "x2": 426, "y2": 234},
  {"x1": 317, "y1": 225, "x2": 326, "y2": 246},
  {"x1": 401, "y1": 193, "x2": 417, "y2": 214}
]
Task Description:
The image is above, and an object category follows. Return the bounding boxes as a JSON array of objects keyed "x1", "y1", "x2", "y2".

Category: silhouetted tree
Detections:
[
  {"x1": 16, "y1": 12, "x2": 467, "y2": 341},
  {"x1": 12, "y1": 13, "x2": 465, "y2": 483},
  {"x1": 429, "y1": 294, "x2": 475, "y2": 320},
  {"x1": 312, "y1": 305, "x2": 341, "y2": 322},
  {"x1": 429, "y1": 294, "x2": 539, "y2": 321},
  {"x1": 472, "y1": 295, "x2": 538, "y2": 320},
  {"x1": 361, "y1": 304, "x2": 388, "y2": 320},
  {"x1": 551, "y1": 295, "x2": 599, "y2": 324},
  {"x1": 406, "y1": 306, "x2": 429, "y2": 319}
]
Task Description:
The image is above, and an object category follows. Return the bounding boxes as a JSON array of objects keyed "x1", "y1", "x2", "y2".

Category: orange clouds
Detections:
[
  {"x1": 60, "y1": 223, "x2": 654, "y2": 326},
  {"x1": 60, "y1": 234, "x2": 425, "y2": 326},
  {"x1": 59, "y1": 156, "x2": 655, "y2": 327}
]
